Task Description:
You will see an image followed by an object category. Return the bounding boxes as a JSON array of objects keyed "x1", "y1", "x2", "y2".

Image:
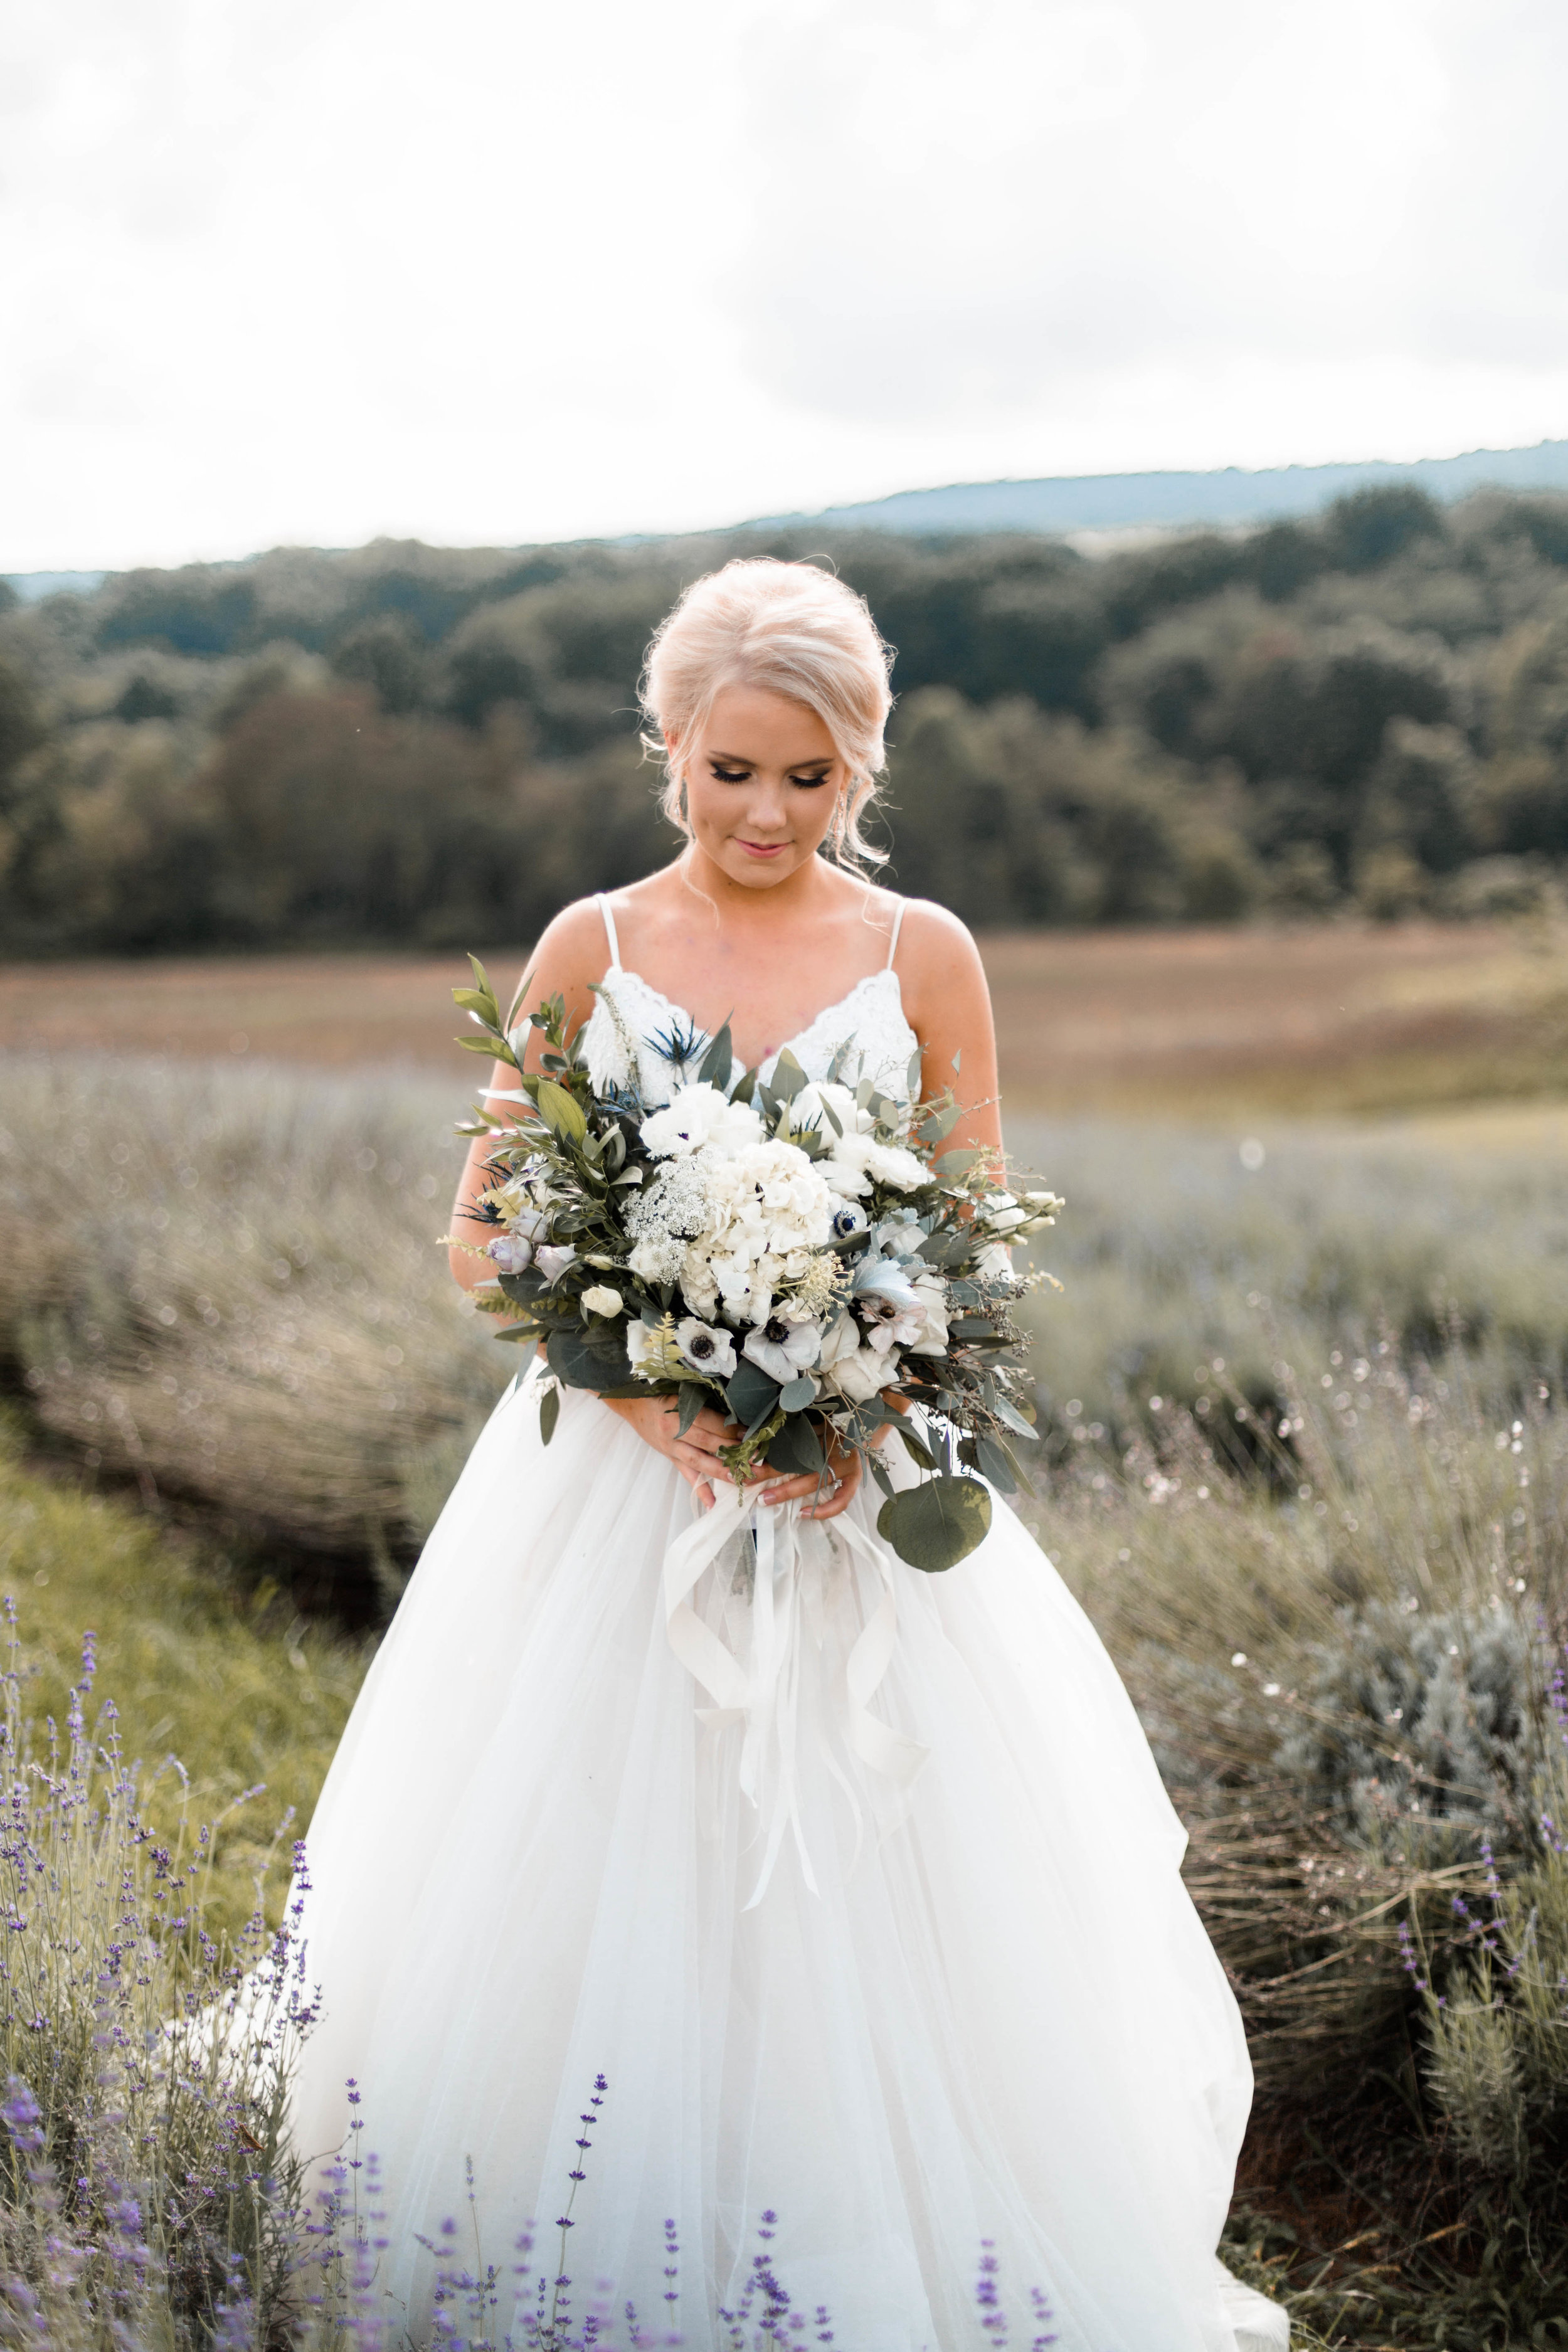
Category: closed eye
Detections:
[{"x1": 707, "y1": 761, "x2": 834, "y2": 788}]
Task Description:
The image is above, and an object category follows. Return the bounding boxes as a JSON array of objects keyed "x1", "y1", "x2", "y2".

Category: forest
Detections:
[{"x1": 3, "y1": 479, "x2": 1568, "y2": 953}]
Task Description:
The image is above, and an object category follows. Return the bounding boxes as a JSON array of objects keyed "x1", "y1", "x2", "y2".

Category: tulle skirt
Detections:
[{"x1": 288, "y1": 1375, "x2": 1269, "y2": 2351}]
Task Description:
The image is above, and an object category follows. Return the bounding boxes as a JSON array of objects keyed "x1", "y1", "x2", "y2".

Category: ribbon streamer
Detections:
[{"x1": 662, "y1": 1483, "x2": 929, "y2": 1909}]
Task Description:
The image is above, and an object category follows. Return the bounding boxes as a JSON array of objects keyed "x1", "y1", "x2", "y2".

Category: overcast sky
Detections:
[{"x1": 4, "y1": 0, "x2": 1567, "y2": 571}]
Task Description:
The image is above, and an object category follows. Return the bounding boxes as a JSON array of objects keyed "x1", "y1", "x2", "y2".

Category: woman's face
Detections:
[{"x1": 672, "y1": 684, "x2": 847, "y2": 891}]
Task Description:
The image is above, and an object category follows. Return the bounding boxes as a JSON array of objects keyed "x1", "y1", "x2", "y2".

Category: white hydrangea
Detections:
[{"x1": 640, "y1": 1083, "x2": 763, "y2": 1158}]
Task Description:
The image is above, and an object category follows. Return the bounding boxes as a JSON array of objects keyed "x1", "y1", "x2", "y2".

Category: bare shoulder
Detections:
[
  {"x1": 509, "y1": 895, "x2": 617, "y2": 1029},
  {"x1": 890, "y1": 896, "x2": 987, "y2": 992}
]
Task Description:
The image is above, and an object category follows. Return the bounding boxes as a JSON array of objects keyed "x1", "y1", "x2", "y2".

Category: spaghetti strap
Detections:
[
  {"x1": 884, "y1": 896, "x2": 905, "y2": 969},
  {"x1": 596, "y1": 893, "x2": 622, "y2": 970}
]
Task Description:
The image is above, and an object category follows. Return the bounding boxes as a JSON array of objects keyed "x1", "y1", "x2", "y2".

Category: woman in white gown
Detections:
[{"x1": 287, "y1": 561, "x2": 1286, "y2": 2351}]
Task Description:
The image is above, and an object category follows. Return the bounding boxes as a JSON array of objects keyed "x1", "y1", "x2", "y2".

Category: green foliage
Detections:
[
  {"x1": 4, "y1": 489, "x2": 1568, "y2": 953},
  {"x1": 1275, "y1": 1600, "x2": 1548, "y2": 1864}
]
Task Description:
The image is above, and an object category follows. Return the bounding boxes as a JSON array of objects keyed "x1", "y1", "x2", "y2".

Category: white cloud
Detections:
[{"x1": 2, "y1": 0, "x2": 1567, "y2": 569}]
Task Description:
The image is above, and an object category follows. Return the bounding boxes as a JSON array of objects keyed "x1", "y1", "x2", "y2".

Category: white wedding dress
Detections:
[{"x1": 287, "y1": 898, "x2": 1287, "y2": 2352}]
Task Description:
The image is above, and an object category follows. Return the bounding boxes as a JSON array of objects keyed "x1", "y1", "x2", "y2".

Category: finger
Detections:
[
  {"x1": 755, "y1": 1470, "x2": 822, "y2": 1508},
  {"x1": 802, "y1": 1452, "x2": 862, "y2": 1520},
  {"x1": 675, "y1": 1446, "x2": 730, "y2": 1485},
  {"x1": 694, "y1": 1478, "x2": 716, "y2": 1511}
]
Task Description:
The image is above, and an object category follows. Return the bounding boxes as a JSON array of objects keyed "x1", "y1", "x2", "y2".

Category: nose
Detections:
[{"x1": 744, "y1": 775, "x2": 792, "y2": 832}]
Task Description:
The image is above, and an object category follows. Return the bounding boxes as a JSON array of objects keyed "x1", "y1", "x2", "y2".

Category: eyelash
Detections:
[{"x1": 710, "y1": 766, "x2": 829, "y2": 789}]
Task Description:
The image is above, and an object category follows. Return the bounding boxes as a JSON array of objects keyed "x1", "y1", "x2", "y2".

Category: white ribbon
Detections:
[{"x1": 662, "y1": 1482, "x2": 928, "y2": 1909}]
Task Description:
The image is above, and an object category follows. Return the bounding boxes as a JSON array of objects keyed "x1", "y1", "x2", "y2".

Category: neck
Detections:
[{"x1": 678, "y1": 842, "x2": 839, "y2": 931}]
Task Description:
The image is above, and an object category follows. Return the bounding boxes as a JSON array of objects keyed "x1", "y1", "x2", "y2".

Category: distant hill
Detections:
[{"x1": 755, "y1": 439, "x2": 1568, "y2": 538}]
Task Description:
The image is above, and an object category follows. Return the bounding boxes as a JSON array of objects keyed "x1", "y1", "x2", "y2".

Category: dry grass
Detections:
[
  {"x1": 0, "y1": 1054, "x2": 509, "y2": 1604},
  {"x1": 3, "y1": 914, "x2": 1566, "y2": 1120}
]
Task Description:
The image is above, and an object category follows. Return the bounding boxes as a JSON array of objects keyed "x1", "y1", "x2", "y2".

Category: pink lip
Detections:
[{"x1": 738, "y1": 839, "x2": 788, "y2": 857}]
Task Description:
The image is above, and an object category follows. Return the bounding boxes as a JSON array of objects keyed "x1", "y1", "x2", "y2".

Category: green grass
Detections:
[{"x1": 0, "y1": 1410, "x2": 368, "y2": 1936}]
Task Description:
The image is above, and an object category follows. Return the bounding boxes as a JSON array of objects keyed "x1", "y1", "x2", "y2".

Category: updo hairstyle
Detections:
[{"x1": 640, "y1": 558, "x2": 894, "y2": 869}]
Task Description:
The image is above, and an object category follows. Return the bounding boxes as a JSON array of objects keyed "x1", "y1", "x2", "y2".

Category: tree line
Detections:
[{"x1": 3, "y1": 480, "x2": 1568, "y2": 955}]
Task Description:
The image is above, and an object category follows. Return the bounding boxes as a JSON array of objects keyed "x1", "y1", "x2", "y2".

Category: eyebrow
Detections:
[{"x1": 707, "y1": 750, "x2": 835, "y2": 768}]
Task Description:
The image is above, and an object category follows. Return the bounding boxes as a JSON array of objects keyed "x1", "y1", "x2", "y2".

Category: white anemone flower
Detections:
[
  {"x1": 743, "y1": 1314, "x2": 822, "y2": 1385},
  {"x1": 675, "y1": 1318, "x2": 737, "y2": 1379}
]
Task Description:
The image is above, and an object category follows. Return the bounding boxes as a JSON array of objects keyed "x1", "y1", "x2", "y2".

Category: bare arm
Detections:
[
  {"x1": 894, "y1": 899, "x2": 1005, "y2": 1166},
  {"x1": 446, "y1": 900, "x2": 610, "y2": 1293}
]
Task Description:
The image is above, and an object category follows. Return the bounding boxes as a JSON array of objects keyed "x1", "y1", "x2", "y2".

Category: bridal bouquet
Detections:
[{"x1": 449, "y1": 960, "x2": 1062, "y2": 1572}]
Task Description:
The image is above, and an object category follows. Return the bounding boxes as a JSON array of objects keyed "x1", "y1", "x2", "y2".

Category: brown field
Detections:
[{"x1": 2, "y1": 918, "x2": 1565, "y2": 1121}]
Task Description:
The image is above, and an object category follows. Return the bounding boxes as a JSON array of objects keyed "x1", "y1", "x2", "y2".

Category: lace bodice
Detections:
[{"x1": 580, "y1": 895, "x2": 919, "y2": 1107}]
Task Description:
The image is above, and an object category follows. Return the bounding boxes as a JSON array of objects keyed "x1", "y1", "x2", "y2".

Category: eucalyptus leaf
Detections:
[
  {"x1": 867, "y1": 1449, "x2": 896, "y2": 1502},
  {"x1": 990, "y1": 1392, "x2": 1039, "y2": 1441},
  {"x1": 905, "y1": 1044, "x2": 924, "y2": 1100},
  {"x1": 876, "y1": 1475, "x2": 992, "y2": 1572},
  {"x1": 973, "y1": 1434, "x2": 1017, "y2": 1495},
  {"x1": 697, "y1": 1020, "x2": 734, "y2": 1091},
  {"x1": 777, "y1": 1375, "x2": 817, "y2": 1412},
  {"x1": 536, "y1": 1079, "x2": 588, "y2": 1142},
  {"x1": 893, "y1": 1417, "x2": 938, "y2": 1471},
  {"x1": 539, "y1": 1385, "x2": 561, "y2": 1446},
  {"x1": 724, "y1": 1358, "x2": 781, "y2": 1436},
  {"x1": 765, "y1": 1415, "x2": 824, "y2": 1478},
  {"x1": 547, "y1": 1323, "x2": 630, "y2": 1391},
  {"x1": 771, "y1": 1049, "x2": 808, "y2": 1103},
  {"x1": 677, "y1": 1382, "x2": 709, "y2": 1437}
]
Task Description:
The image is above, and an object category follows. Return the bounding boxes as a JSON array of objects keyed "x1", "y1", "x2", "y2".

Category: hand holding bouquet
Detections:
[{"x1": 450, "y1": 960, "x2": 1061, "y2": 1572}]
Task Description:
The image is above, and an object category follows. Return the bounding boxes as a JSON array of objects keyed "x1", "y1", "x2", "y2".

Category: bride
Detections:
[{"x1": 286, "y1": 560, "x2": 1287, "y2": 2351}]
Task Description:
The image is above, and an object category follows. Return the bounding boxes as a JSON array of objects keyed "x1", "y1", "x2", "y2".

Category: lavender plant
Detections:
[{"x1": 0, "y1": 1599, "x2": 312, "y2": 2346}]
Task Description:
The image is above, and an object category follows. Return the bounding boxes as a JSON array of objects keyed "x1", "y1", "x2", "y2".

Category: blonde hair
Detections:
[{"x1": 640, "y1": 558, "x2": 894, "y2": 869}]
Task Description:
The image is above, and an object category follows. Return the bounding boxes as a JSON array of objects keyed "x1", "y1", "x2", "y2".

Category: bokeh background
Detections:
[{"x1": 4, "y1": 4, "x2": 1568, "y2": 2344}]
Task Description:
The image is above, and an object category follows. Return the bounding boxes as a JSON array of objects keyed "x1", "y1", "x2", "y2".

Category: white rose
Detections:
[
  {"x1": 817, "y1": 1311, "x2": 862, "y2": 1370},
  {"x1": 975, "y1": 1242, "x2": 1014, "y2": 1283},
  {"x1": 983, "y1": 1191, "x2": 1026, "y2": 1232},
  {"x1": 790, "y1": 1079, "x2": 871, "y2": 1141},
  {"x1": 581, "y1": 1285, "x2": 624, "y2": 1316},
  {"x1": 625, "y1": 1322, "x2": 660, "y2": 1377},
  {"x1": 864, "y1": 1140, "x2": 928, "y2": 1193},
  {"x1": 486, "y1": 1231, "x2": 534, "y2": 1273},
  {"x1": 827, "y1": 1344, "x2": 895, "y2": 1403},
  {"x1": 535, "y1": 1244, "x2": 578, "y2": 1283}
]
